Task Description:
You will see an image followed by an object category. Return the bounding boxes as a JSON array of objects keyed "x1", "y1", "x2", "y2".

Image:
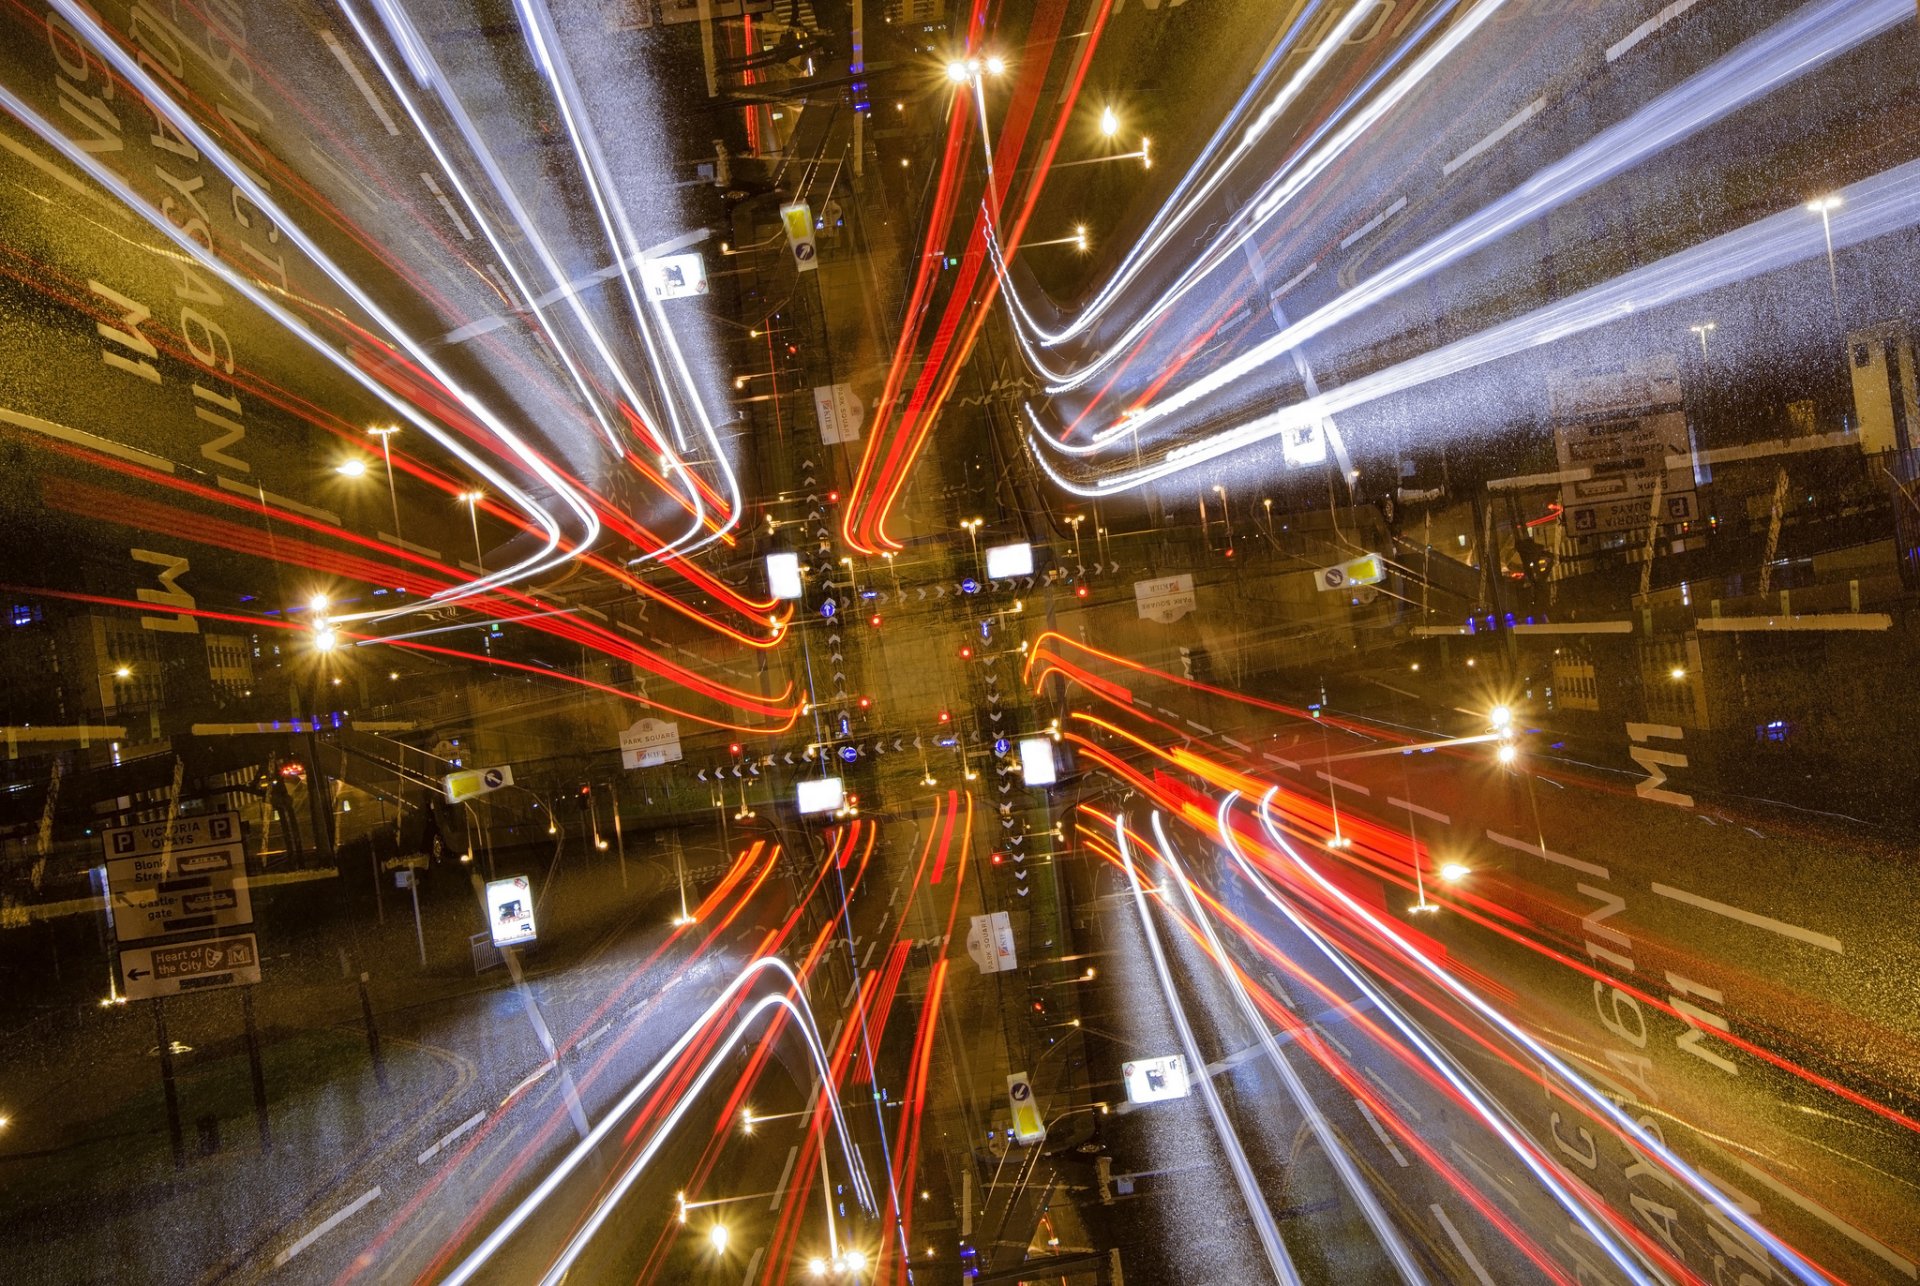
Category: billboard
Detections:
[
  {"x1": 796, "y1": 776, "x2": 845, "y2": 815},
  {"x1": 1122, "y1": 1054, "x2": 1192, "y2": 1104},
  {"x1": 984, "y1": 543, "x2": 1034, "y2": 579},
  {"x1": 1018, "y1": 737, "x2": 1057, "y2": 786},
  {"x1": 766, "y1": 551, "x2": 804, "y2": 601},
  {"x1": 486, "y1": 876, "x2": 537, "y2": 948}
]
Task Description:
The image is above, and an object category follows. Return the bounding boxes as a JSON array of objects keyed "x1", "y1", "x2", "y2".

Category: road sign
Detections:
[
  {"x1": 620, "y1": 718, "x2": 683, "y2": 769},
  {"x1": 444, "y1": 764, "x2": 514, "y2": 803},
  {"x1": 1018, "y1": 737, "x2": 1057, "y2": 786},
  {"x1": 1122, "y1": 1054, "x2": 1191, "y2": 1104},
  {"x1": 1007, "y1": 1073, "x2": 1046, "y2": 1145},
  {"x1": 1316, "y1": 553, "x2": 1385, "y2": 592},
  {"x1": 813, "y1": 383, "x2": 864, "y2": 444},
  {"x1": 118, "y1": 933, "x2": 261, "y2": 1001},
  {"x1": 107, "y1": 860, "x2": 254, "y2": 943},
  {"x1": 101, "y1": 811, "x2": 241, "y2": 859},
  {"x1": 1133, "y1": 574, "x2": 1196, "y2": 623},
  {"x1": 966, "y1": 915, "x2": 996, "y2": 974},
  {"x1": 486, "y1": 876, "x2": 537, "y2": 948},
  {"x1": 639, "y1": 251, "x2": 708, "y2": 300},
  {"x1": 105, "y1": 843, "x2": 243, "y2": 889},
  {"x1": 779, "y1": 202, "x2": 818, "y2": 273}
]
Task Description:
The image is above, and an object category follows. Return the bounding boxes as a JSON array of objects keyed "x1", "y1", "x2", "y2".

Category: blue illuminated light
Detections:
[{"x1": 961, "y1": 578, "x2": 980, "y2": 594}]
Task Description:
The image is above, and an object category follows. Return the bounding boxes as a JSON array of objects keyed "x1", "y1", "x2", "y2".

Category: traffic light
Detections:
[
  {"x1": 958, "y1": 644, "x2": 974, "y2": 660},
  {"x1": 869, "y1": 613, "x2": 883, "y2": 628}
]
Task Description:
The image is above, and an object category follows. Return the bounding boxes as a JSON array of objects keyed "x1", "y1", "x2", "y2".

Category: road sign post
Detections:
[
  {"x1": 153, "y1": 999, "x2": 184, "y2": 1170},
  {"x1": 241, "y1": 988, "x2": 271, "y2": 1154}
]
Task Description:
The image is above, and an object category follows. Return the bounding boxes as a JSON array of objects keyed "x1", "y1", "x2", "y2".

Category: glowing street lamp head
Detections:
[
  {"x1": 1488, "y1": 704, "x2": 1512, "y2": 730},
  {"x1": 945, "y1": 59, "x2": 970, "y2": 83},
  {"x1": 808, "y1": 1259, "x2": 828, "y2": 1279},
  {"x1": 336, "y1": 458, "x2": 368, "y2": 478},
  {"x1": 460, "y1": 490, "x2": 484, "y2": 505},
  {"x1": 1807, "y1": 195, "x2": 1842, "y2": 214},
  {"x1": 1495, "y1": 742, "x2": 1518, "y2": 766},
  {"x1": 1440, "y1": 861, "x2": 1471, "y2": 883},
  {"x1": 1099, "y1": 105, "x2": 1119, "y2": 138},
  {"x1": 1074, "y1": 225, "x2": 1089, "y2": 252},
  {"x1": 707, "y1": 1223, "x2": 730, "y2": 1254},
  {"x1": 312, "y1": 627, "x2": 338, "y2": 653},
  {"x1": 844, "y1": 1250, "x2": 868, "y2": 1273},
  {"x1": 113, "y1": 665, "x2": 131, "y2": 679},
  {"x1": 984, "y1": 54, "x2": 1006, "y2": 75}
]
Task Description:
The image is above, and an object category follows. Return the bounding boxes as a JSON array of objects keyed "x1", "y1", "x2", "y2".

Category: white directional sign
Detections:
[
  {"x1": 118, "y1": 933, "x2": 261, "y2": 1001},
  {"x1": 107, "y1": 859, "x2": 255, "y2": 943},
  {"x1": 1122, "y1": 1054, "x2": 1191, "y2": 1104},
  {"x1": 620, "y1": 718, "x2": 683, "y2": 769},
  {"x1": 444, "y1": 764, "x2": 514, "y2": 803},
  {"x1": 101, "y1": 811, "x2": 241, "y2": 859},
  {"x1": 766, "y1": 551, "x2": 804, "y2": 600},
  {"x1": 639, "y1": 251, "x2": 709, "y2": 300},
  {"x1": 1316, "y1": 553, "x2": 1385, "y2": 592},
  {"x1": 1134, "y1": 574, "x2": 1196, "y2": 623}
]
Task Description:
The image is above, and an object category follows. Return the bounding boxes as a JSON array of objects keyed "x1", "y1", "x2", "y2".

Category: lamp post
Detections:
[
  {"x1": 367, "y1": 426, "x2": 403, "y2": 547},
  {"x1": 1807, "y1": 196, "x2": 1843, "y2": 325},
  {"x1": 960, "y1": 517, "x2": 984, "y2": 571}
]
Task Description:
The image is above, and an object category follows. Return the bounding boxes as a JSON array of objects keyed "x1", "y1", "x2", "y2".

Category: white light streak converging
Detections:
[
  {"x1": 1116, "y1": 815, "x2": 1304, "y2": 1286},
  {"x1": 443, "y1": 957, "x2": 876, "y2": 1286},
  {"x1": 1032, "y1": 153, "x2": 1920, "y2": 495},
  {"x1": 44, "y1": 0, "x2": 602, "y2": 623},
  {"x1": 1244, "y1": 789, "x2": 1831, "y2": 1285},
  {"x1": 351, "y1": 0, "x2": 713, "y2": 560},
  {"x1": 1038, "y1": 0, "x2": 1908, "y2": 443},
  {"x1": 1153, "y1": 812, "x2": 1424, "y2": 1285}
]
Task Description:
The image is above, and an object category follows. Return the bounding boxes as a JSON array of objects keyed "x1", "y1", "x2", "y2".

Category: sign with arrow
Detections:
[{"x1": 118, "y1": 933, "x2": 260, "y2": 1001}]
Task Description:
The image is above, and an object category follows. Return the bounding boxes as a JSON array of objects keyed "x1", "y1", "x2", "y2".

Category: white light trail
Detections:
[
  {"x1": 45, "y1": 0, "x2": 602, "y2": 623},
  {"x1": 443, "y1": 956, "x2": 876, "y2": 1286},
  {"x1": 510, "y1": 0, "x2": 744, "y2": 544},
  {"x1": 1246, "y1": 789, "x2": 1833, "y2": 1285},
  {"x1": 1031, "y1": 152, "x2": 1920, "y2": 494},
  {"x1": 992, "y1": 0, "x2": 1499, "y2": 392},
  {"x1": 1047, "y1": 0, "x2": 1909, "y2": 443},
  {"x1": 1208, "y1": 803, "x2": 1659, "y2": 1283},
  {"x1": 1116, "y1": 815, "x2": 1305, "y2": 1286},
  {"x1": 1152, "y1": 812, "x2": 1425, "y2": 1285},
  {"x1": 350, "y1": 0, "x2": 713, "y2": 560}
]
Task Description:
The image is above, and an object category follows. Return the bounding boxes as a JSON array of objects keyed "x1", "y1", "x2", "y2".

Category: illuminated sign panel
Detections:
[
  {"x1": 984, "y1": 543, "x2": 1033, "y2": 579},
  {"x1": 796, "y1": 777, "x2": 845, "y2": 815},
  {"x1": 486, "y1": 876, "x2": 537, "y2": 948}
]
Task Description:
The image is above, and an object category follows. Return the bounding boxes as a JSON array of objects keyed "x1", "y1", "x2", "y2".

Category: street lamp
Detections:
[
  {"x1": 1689, "y1": 322, "x2": 1716, "y2": 363},
  {"x1": 1022, "y1": 225, "x2": 1090, "y2": 251},
  {"x1": 1807, "y1": 195, "x2": 1843, "y2": 324},
  {"x1": 960, "y1": 517, "x2": 984, "y2": 568},
  {"x1": 458, "y1": 491, "x2": 485, "y2": 570},
  {"x1": 366, "y1": 426, "x2": 404, "y2": 548},
  {"x1": 1099, "y1": 105, "x2": 1119, "y2": 138},
  {"x1": 335, "y1": 457, "x2": 368, "y2": 478}
]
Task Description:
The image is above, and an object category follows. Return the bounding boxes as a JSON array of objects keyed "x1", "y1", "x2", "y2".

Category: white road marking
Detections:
[
  {"x1": 1431, "y1": 1204, "x2": 1497, "y2": 1285},
  {"x1": 274, "y1": 1186, "x2": 382, "y2": 1266},
  {"x1": 1485, "y1": 829, "x2": 1607, "y2": 879},
  {"x1": 417, "y1": 1112, "x2": 485, "y2": 1165},
  {"x1": 1316, "y1": 771, "x2": 1369, "y2": 795},
  {"x1": 1363, "y1": 1067, "x2": 1421, "y2": 1121},
  {"x1": 1352, "y1": 1098, "x2": 1408, "y2": 1166},
  {"x1": 578, "y1": 1020, "x2": 614, "y2": 1050},
  {"x1": 318, "y1": 30, "x2": 400, "y2": 135},
  {"x1": 1221, "y1": 735, "x2": 1251, "y2": 752},
  {"x1": 1263, "y1": 752, "x2": 1301, "y2": 770},
  {"x1": 741, "y1": 1247, "x2": 766, "y2": 1284},
  {"x1": 420, "y1": 170, "x2": 474, "y2": 240},
  {"x1": 1388, "y1": 797, "x2": 1449, "y2": 825},
  {"x1": 1708, "y1": 1159, "x2": 1917, "y2": 1278},
  {"x1": 1443, "y1": 96, "x2": 1546, "y2": 177},
  {"x1": 1268, "y1": 259, "x2": 1318, "y2": 305},
  {"x1": 1341, "y1": 196, "x2": 1406, "y2": 249},
  {"x1": 1607, "y1": 0, "x2": 1707, "y2": 62},
  {"x1": 770, "y1": 1145, "x2": 800, "y2": 1211},
  {"x1": 1313, "y1": 1021, "x2": 1353, "y2": 1057},
  {"x1": 1651, "y1": 883, "x2": 1842, "y2": 954},
  {"x1": 1186, "y1": 719, "x2": 1215, "y2": 735},
  {"x1": 861, "y1": 939, "x2": 879, "y2": 968}
]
